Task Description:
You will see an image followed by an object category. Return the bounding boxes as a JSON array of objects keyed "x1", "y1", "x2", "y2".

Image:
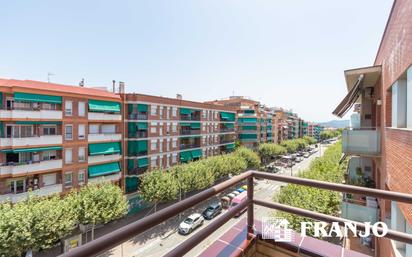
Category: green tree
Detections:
[
  {"x1": 140, "y1": 169, "x2": 179, "y2": 204},
  {"x1": 303, "y1": 136, "x2": 317, "y2": 145},
  {"x1": 258, "y1": 143, "x2": 287, "y2": 164},
  {"x1": 234, "y1": 146, "x2": 261, "y2": 169}
]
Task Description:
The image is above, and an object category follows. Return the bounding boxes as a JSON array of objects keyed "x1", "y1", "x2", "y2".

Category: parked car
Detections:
[
  {"x1": 230, "y1": 191, "x2": 248, "y2": 217},
  {"x1": 295, "y1": 157, "x2": 303, "y2": 163},
  {"x1": 266, "y1": 164, "x2": 280, "y2": 173},
  {"x1": 231, "y1": 190, "x2": 240, "y2": 196},
  {"x1": 303, "y1": 153, "x2": 310, "y2": 158},
  {"x1": 178, "y1": 213, "x2": 204, "y2": 235},
  {"x1": 227, "y1": 193, "x2": 236, "y2": 200},
  {"x1": 236, "y1": 188, "x2": 245, "y2": 193},
  {"x1": 241, "y1": 185, "x2": 248, "y2": 191},
  {"x1": 202, "y1": 202, "x2": 223, "y2": 220}
]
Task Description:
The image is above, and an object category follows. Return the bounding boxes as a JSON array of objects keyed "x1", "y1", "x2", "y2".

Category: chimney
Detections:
[
  {"x1": 118, "y1": 81, "x2": 125, "y2": 94},
  {"x1": 112, "y1": 80, "x2": 116, "y2": 93},
  {"x1": 79, "y1": 78, "x2": 84, "y2": 87},
  {"x1": 176, "y1": 94, "x2": 182, "y2": 100}
]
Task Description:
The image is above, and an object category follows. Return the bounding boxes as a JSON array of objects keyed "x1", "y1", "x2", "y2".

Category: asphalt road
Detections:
[{"x1": 102, "y1": 144, "x2": 330, "y2": 257}]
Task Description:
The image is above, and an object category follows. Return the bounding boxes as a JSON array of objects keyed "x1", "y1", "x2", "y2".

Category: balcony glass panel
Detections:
[{"x1": 342, "y1": 128, "x2": 380, "y2": 155}]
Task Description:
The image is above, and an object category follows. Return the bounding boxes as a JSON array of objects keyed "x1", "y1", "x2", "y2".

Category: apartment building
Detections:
[
  {"x1": 333, "y1": 0, "x2": 412, "y2": 255},
  {"x1": 0, "y1": 79, "x2": 123, "y2": 203},
  {"x1": 306, "y1": 122, "x2": 323, "y2": 141},
  {"x1": 123, "y1": 94, "x2": 236, "y2": 194},
  {"x1": 207, "y1": 96, "x2": 275, "y2": 149}
]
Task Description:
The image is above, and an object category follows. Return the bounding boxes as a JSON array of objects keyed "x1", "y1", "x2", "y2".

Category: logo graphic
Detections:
[{"x1": 262, "y1": 217, "x2": 293, "y2": 242}]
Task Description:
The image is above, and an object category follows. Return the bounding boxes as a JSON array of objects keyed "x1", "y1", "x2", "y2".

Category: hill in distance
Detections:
[{"x1": 318, "y1": 120, "x2": 349, "y2": 128}]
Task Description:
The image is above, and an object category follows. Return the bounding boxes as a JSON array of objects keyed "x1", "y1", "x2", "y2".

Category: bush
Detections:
[{"x1": 274, "y1": 141, "x2": 346, "y2": 236}]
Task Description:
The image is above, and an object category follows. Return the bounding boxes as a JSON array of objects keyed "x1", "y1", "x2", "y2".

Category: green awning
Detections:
[
  {"x1": 137, "y1": 158, "x2": 149, "y2": 167},
  {"x1": 180, "y1": 108, "x2": 192, "y2": 115},
  {"x1": 0, "y1": 121, "x2": 3, "y2": 137},
  {"x1": 88, "y1": 162, "x2": 121, "y2": 178},
  {"x1": 137, "y1": 122, "x2": 148, "y2": 130},
  {"x1": 238, "y1": 118, "x2": 257, "y2": 123},
  {"x1": 242, "y1": 126, "x2": 257, "y2": 130},
  {"x1": 128, "y1": 104, "x2": 134, "y2": 115},
  {"x1": 16, "y1": 121, "x2": 62, "y2": 125},
  {"x1": 128, "y1": 159, "x2": 135, "y2": 171},
  {"x1": 137, "y1": 104, "x2": 148, "y2": 112},
  {"x1": 14, "y1": 92, "x2": 62, "y2": 104},
  {"x1": 128, "y1": 122, "x2": 137, "y2": 137},
  {"x1": 244, "y1": 110, "x2": 255, "y2": 114},
  {"x1": 88, "y1": 99, "x2": 121, "y2": 113},
  {"x1": 239, "y1": 134, "x2": 258, "y2": 140},
  {"x1": 191, "y1": 149, "x2": 202, "y2": 159},
  {"x1": 10, "y1": 146, "x2": 62, "y2": 153},
  {"x1": 125, "y1": 177, "x2": 139, "y2": 193},
  {"x1": 180, "y1": 151, "x2": 193, "y2": 162},
  {"x1": 88, "y1": 142, "x2": 121, "y2": 156},
  {"x1": 128, "y1": 140, "x2": 147, "y2": 155},
  {"x1": 0, "y1": 93, "x2": 3, "y2": 107},
  {"x1": 224, "y1": 123, "x2": 235, "y2": 129},
  {"x1": 226, "y1": 143, "x2": 235, "y2": 149},
  {"x1": 190, "y1": 123, "x2": 201, "y2": 129},
  {"x1": 220, "y1": 112, "x2": 236, "y2": 121},
  {"x1": 180, "y1": 123, "x2": 191, "y2": 127}
]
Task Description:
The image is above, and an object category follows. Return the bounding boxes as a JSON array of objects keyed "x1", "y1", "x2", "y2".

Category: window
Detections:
[
  {"x1": 65, "y1": 148, "x2": 73, "y2": 164},
  {"x1": 151, "y1": 105, "x2": 158, "y2": 115},
  {"x1": 65, "y1": 125, "x2": 73, "y2": 140},
  {"x1": 43, "y1": 125, "x2": 56, "y2": 136},
  {"x1": 78, "y1": 147, "x2": 86, "y2": 162},
  {"x1": 43, "y1": 173, "x2": 57, "y2": 186},
  {"x1": 89, "y1": 124, "x2": 99, "y2": 134},
  {"x1": 64, "y1": 172, "x2": 73, "y2": 188},
  {"x1": 172, "y1": 107, "x2": 177, "y2": 117},
  {"x1": 65, "y1": 101, "x2": 73, "y2": 116},
  {"x1": 159, "y1": 106, "x2": 163, "y2": 118},
  {"x1": 102, "y1": 124, "x2": 116, "y2": 134},
  {"x1": 166, "y1": 107, "x2": 170, "y2": 119},
  {"x1": 391, "y1": 80, "x2": 407, "y2": 128},
  {"x1": 78, "y1": 124, "x2": 85, "y2": 139},
  {"x1": 202, "y1": 110, "x2": 207, "y2": 118},
  {"x1": 172, "y1": 153, "x2": 177, "y2": 163},
  {"x1": 20, "y1": 125, "x2": 33, "y2": 137},
  {"x1": 19, "y1": 152, "x2": 31, "y2": 163},
  {"x1": 78, "y1": 170, "x2": 85, "y2": 184},
  {"x1": 172, "y1": 122, "x2": 177, "y2": 132},
  {"x1": 151, "y1": 139, "x2": 157, "y2": 151},
  {"x1": 9, "y1": 179, "x2": 25, "y2": 194},
  {"x1": 42, "y1": 150, "x2": 57, "y2": 161},
  {"x1": 78, "y1": 101, "x2": 85, "y2": 117},
  {"x1": 150, "y1": 122, "x2": 157, "y2": 133},
  {"x1": 42, "y1": 103, "x2": 57, "y2": 110},
  {"x1": 172, "y1": 138, "x2": 177, "y2": 148},
  {"x1": 159, "y1": 122, "x2": 163, "y2": 136},
  {"x1": 151, "y1": 156, "x2": 157, "y2": 168},
  {"x1": 166, "y1": 123, "x2": 170, "y2": 134}
]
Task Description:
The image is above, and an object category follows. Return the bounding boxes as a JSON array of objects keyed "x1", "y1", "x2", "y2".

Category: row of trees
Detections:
[
  {"x1": 140, "y1": 147, "x2": 260, "y2": 205},
  {"x1": 274, "y1": 141, "x2": 346, "y2": 236},
  {"x1": 0, "y1": 183, "x2": 128, "y2": 257},
  {"x1": 258, "y1": 136, "x2": 318, "y2": 164},
  {"x1": 320, "y1": 130, "x2": 340, "y2": 141}
]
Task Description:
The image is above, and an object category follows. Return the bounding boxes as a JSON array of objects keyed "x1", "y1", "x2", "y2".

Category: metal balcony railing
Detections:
[
  {"x1": 180, "y1": 129, "x2": 201, "y2": 135},
  {"x1": 128, "y1": 113, "x2": 148, "y2": 120},
  {"x1": 342, "y1": 127, "x2": 381, "y2": 156},
  {"x1": 60, "y1": 171, "x2": 412, "y2": 257}
]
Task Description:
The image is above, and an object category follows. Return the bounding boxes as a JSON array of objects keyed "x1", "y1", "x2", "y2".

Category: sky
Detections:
[{"x1": 0, "y1": 0, "x2": 393, "y2": 122}]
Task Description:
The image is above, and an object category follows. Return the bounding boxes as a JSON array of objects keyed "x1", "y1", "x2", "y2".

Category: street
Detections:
[{"x1": 101, "y1": 144, "x2": 329, "y2": 257}]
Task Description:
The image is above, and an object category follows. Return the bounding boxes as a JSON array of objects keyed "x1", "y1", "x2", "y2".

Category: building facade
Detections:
[
  {"x1": 334, "y1": 0, "x2": 412, "y2": 255},
  {"x1": 0, "y1": 79, "x2": 123, "y2": 203},
  {"x1": 123, "y1": 94, "x2": 237, "y2": 194}
]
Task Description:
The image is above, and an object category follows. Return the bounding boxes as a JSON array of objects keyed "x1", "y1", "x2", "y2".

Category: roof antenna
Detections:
[{"x1": 47, "y1": 72, "x2": 54, "y2": 83}]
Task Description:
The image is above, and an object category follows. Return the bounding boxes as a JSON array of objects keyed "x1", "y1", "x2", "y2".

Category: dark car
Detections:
[{"x1": 202, "y1": 202, "x2": 223, "y2": 220}]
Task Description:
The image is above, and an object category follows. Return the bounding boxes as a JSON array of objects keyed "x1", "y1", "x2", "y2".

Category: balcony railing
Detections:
[
  {"x1": 0, "y1": 109, "x2": 62, "y2": 119},
  {"x1": 0, "y1": 135, "x2": 62, "y2": 147},
  {"x1": 180, "y1": 129, "x2": 201, "y2": 135},
  {"x1": 342, "y1": 128, "x2": 381, "y2": 156},
  {"x1": 0, "y1": 184, "x2": 63, "y2": 203},
  {"x1": 128, "y1": 113, "x2": 148, "y2": 120},
  {"x1": 88, "y1": 133, "x2": 121, "y2": 142},
  {"x1": 179, "y1": 144, "x2": 200, "y2": 150},
  {"x1": 88, "y1": 112, "x2": 121, "y2": 121},
  {"x1": 60, "y1": 170, "x2": 412, "y2": 257},
  {"x1": 180, "y1": 115, "x2": 201, "y2": 121},
  {"x1": 0, "y1": 159, "x2": 63, "y2": 176},
  {"x1": 219, "y1": 128, "x2": 235, "y2": 133}
]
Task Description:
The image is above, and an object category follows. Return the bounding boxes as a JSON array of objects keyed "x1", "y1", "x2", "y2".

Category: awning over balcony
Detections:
[
  {"x1": 88, "y1": 161, "x2": 121, "y2": 178},
  {"x1": 226, "y1": 143, "x2": 235, "y2": 150},
  {"x1": 191, "y1": 149, "x2": 202, "y2": 159},
  {"x1": 2, "y1": 146, "x2": 62, "y2": 153},
  {"x1": 137, "y1": 157, "x2": 149, "y2": 167},
  {"x1": 128, "y1": 140, "x2": 147, "y2": 155},
  {"x1": 88, "y1": 142, "x2": 121, "y2": 156},
  {"x1": 180, "y1": 150, "x2": 192, "y2": 162},
  {"x1": 137, "y1": 104, "x2": 148, "y2": 112},
  {"x1": 190, "y1": 123, "x2": 201, "y2": 129},
  {"x1": 332, "y1": 65, "x2": 381, "y2": 118},
  {"x1": 223, "y1": 123, "x2": 234, "y2": 129},
  {"x1": 14, "y1": 92, "x2": 62, "y2": 104},
  {"x1": 220, "y1": 112, "x2": 236, "y2": 121},
  {"x1": 238, "y1": 118, "x2": 257, "y2": 123},
  {"x1": 180, "y1": 108, "x2": 195, "y2": 115},
  {"x1": 88, "y1": 99, "x2": 121, "y2": 113},
  {"x1": 137, "y1": 122, "x2": 148, "y2": 130}
]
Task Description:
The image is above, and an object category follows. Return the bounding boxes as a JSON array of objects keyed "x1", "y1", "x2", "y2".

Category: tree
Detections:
[
  {"x1": 303, "y1": 136, "x2": 317, "y2": 145},
  {"x1": 234, "y1": 146, "x2": 261, "y2": 169},
  {"x1": 140, "y1": 169, "x2": 179, "y2": 204},
  {"x1": 258, "y1": 143, "x2": 287, "y2": 164},
  {"x1": 280, "y1": 140, "x2": 299, "y2": 153}
]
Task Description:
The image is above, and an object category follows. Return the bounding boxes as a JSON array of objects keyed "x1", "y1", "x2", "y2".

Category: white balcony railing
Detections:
[
  {"x1": 0, "y1": 135, "x2": 62, "y2": 148},
  {"x1": 342, "y1": 128, "x2": 381, "y2": 156},
  {"x1": 0, "y1": 109, "x2": 62, "y2": 120},
  {"x1": 88, "y1": 112, "x2": 121, "y2": 121},
  {"x1": 88, "y1": 173, "x2": 121, "y2": 184},
  {"x1": 0, "y1": 184, "x2": 63, "y2": 203},
  {"x1": 88, "y1": 154, "x2": 122, "y2": 164},
  {"x1": 0, "y1": 159, "x2": 63, "y2": 176},
  {"x1": 88, "y1": 133, "x2": 122, "y2": 142}
]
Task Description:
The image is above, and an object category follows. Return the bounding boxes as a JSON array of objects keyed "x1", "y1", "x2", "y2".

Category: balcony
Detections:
[
  {"x1": 0, "y1": 184, "x2": 63, "y2": 203},
  {"x1": 179, "y1": 144, "x2": 200, "y2": 150},
  {"x1": 88, "y1": 133, "x2": 121, "y2": 142},
  {"x1": 88, "y1": 112, "x2": 121, "y2": 121},
  {"x1": 0, "y1": 159, "x2": 63, "y2": 176},
  {"x1": 0, "y1": 109, "x2": 62, "y2": 120},
  {"x1": 61, "y1": 171, "x2": 412, "y2": 257},
  {"x1": 342, "y1": 128, "x2": 381, "y2": 156},
  {"x1": 88, "y1": 154, "x2": 122, "y2": 164},
  {"x1": 0, "y1": 135, "x2": 62, "y2": 147},
  {"x1": 180, "y1": 129, "x2": 201, "y2": 135},
  {"x1": 180, "y1": 114, "x2": 201, "y2": 121},
  {"x1": 128, "y1": 113, "x2": 148, "y2": 120},
  {"x1": 88, "y1": 173, "x2": 121, "y2": 184}
]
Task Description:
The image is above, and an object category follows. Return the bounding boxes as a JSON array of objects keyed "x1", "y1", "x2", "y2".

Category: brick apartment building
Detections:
[
  {"x1": 0, "y1": 79, "x2": 123, "y2": 203},
  {"x1": 334, "y1": 0, "x2": 412, "y2": 255},
  {"x1": 207, "y1": 96, "x2": 276, "y2": 149},
  {"x1": 122, "y1": 93, "x2": 236, "y2": 194}
]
